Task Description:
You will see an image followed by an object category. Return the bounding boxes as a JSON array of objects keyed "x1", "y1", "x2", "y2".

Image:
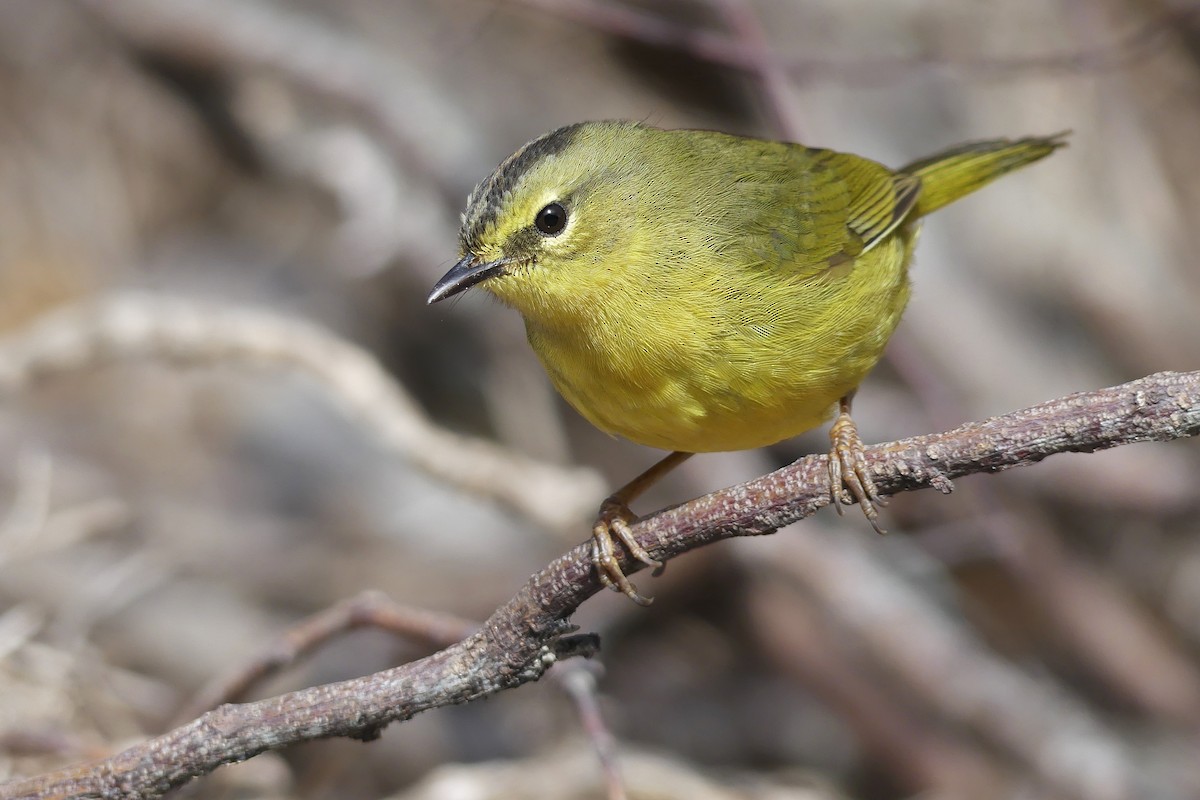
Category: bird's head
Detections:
[{"x1": 428, "y1": 121, "x2": 650, "y2": 316}]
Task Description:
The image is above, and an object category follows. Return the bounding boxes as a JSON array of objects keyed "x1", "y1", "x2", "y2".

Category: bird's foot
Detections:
[
  {"x1": 591, "y1": 496, "x2": 662, "y2": 606},
  {"x1": 827, "y1": 408, "x2": 887, "y2": 535}
]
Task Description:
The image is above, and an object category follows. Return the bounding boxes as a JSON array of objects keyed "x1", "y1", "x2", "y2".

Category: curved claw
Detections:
[
  {"x1": 828, "y1": 407, "x2": 888, "y2": 535},
  {"x1": 591, "y1": 497, "x2": 658, "y2": 605}
]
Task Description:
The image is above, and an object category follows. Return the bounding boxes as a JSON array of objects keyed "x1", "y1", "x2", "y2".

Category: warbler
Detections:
[{"x1": 429, "y1": 120, "x2": 1065, "y2": 604}]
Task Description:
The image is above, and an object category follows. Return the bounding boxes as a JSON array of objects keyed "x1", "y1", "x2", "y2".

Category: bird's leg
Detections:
[
  {"x1": 827, "y1": 394, "x2": 887, "y2": 534},
  {"x1": 592, "y1": 450, "x2": 693, "y2": 605}
]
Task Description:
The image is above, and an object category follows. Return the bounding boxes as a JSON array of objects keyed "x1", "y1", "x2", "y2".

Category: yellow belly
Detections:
[
  {"x1": 524, "y1": 235, "x2": 914, "y2": 453},
  {"x1": 545, "y1": 360, "x2": 849, "y2": 452}
]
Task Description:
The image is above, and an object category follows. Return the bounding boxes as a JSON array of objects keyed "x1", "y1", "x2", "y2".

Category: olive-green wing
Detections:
[
  {"x1": 729, "y1": 143, "x2": 920, "y2": 277},
  {"x1": 828, "y1": 151, "x2": 921, "y2": 257}
]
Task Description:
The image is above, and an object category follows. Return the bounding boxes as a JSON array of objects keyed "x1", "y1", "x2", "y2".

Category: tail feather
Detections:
[{"x1": 903, "y1": 132, "x2": 1069, "y2": 218}]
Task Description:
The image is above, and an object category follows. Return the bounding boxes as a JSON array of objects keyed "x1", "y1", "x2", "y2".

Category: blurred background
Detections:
[{"x1": 1, "y1": 1, "x2": 1199, "y2": 798}]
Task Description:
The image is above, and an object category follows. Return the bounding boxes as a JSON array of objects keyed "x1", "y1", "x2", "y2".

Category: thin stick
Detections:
[
  {"x1": 177, "y1": 591, "x2": 476, "y2": 724},
  {"x1": 0, "y1": 293, "x2": 604, "y2": 533},
  {"x1": 3, "y1": 370, "x2": 1198, "y2": 800},
  {"x1": 508, "y1": 0, "x2": 1197, "y2": 85},
  {"x1": 554, "y1": 663, "x2": 628, "y2": 800}
]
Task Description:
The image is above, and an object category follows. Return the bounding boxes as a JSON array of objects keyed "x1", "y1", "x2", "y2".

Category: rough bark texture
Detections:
[{"x1": 3, "y1": 370, "x2": 1196, "y2": 800}]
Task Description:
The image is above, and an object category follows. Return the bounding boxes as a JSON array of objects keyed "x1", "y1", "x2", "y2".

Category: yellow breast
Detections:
[{"x1": 522, "y1": 232, "x2": 915, "y2": 453}]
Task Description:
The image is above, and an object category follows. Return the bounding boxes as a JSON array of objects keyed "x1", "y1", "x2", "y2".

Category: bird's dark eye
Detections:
[{"x1": 534, "y1": 202, "x2": 568, "y2": 235}]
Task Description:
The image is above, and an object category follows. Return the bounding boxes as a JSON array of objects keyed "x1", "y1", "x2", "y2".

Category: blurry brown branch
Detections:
[
  {"x1": 743, "y1": 577, "x2": 1019, "y2": 795},
  {"x1": 76, "y1": 0, "x2": 1200, "y2": 163},
  {"x1": 877, "y1": 337, "x2": 1200, "y2": 727},
  {"x1": 3, "y1": 371, "x2": 1196, "y2": 800},
  {"x1": 746, "y1": 529, "x2": 1185, "y2": 800},
  {"x1": 0, "y1": 450, "x2": 131, "y2": 569},
  {"x1": 510, "y1": 0, "x2": 1199, "y2": 84},
  {"x1": 78, "y1": 0, "x2": 480, "y2": 192},
  {"x1": 0, "y1": 293, "x2": 603, "y2": 532},
  {"x1": 177, "y1": 591, "x2": 477, "y2": 724},
  {"x1": 553, "y1": 662, "x2": 628, "y2": 800},
  {"x1": 711, "y1": 0, "x2": 802, "y2": 138}
]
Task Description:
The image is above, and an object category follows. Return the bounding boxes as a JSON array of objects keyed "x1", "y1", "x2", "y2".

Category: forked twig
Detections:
[{"x1": 177, "y1": 591, "x2": 476, "y2": 724}]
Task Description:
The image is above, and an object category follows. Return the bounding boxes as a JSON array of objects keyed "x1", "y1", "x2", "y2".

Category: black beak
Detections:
[{"x1": 427, "y1": 254, "x2": 509, "y2": 304}]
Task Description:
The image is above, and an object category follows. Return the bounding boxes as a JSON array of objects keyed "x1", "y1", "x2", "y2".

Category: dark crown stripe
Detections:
[{"x1": 464, "y1": 123, "x2": 585, "y2": 247}]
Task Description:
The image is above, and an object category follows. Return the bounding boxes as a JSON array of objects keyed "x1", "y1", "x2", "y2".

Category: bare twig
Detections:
[
  {"x1": 978, "y1": 504, "x2": 1200, "y2": 726},
  {"x1": 553, "y1": 662, "x2": 628, "y2": 800},
  {"x1": 77, "y1": 0, "x2": 481, "y2": 193},
  {"x1": 2, "y1": 370, "x2": 1196, "y2": 799},
  {"x1": 510, "y1": 0, "x2": 1199, "y2": 85},
  {"x1": 0, "y1": 293, "x2": 604, "y2": 532},
  {"x1": 179, "y1": 591, "x2": 476, "y2": 723},
  {"x1": 0, "y1": 450, "x2": 129, "y2": 568},
  {"x1": 744, "y1": 577, "x2": 1018, "y2": 797},
  {"x1": 749, "y1": 530, "x2": 1174, "y2": 800},
  {"x1": 0, "y1": 605, "x2": 45, "y2": 664},
  {"x1": 710, "y1": 0, "x2": 803, "y2": 139},
  {"x1": 77, "y1": 0, "x2": 469, "y2": 276},
  {"x1": 887, "y1": 336, "x2": 1200, "y2": 727},
  {"x1": 0, "y1": 451, "x2": 52, "y2": 556}
]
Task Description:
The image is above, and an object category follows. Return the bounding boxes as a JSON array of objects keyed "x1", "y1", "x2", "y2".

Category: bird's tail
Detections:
[{"x1": 902, "y1": 133, "x2": 1069, "y2": 218}]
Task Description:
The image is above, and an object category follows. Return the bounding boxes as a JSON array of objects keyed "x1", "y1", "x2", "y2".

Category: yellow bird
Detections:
[{"x1": 429, "y1": 121, "x2": 1065, "y2": 604}]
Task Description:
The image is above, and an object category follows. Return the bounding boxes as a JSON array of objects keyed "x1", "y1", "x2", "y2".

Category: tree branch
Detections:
[
  {"x1": 507, "y1": 0, "x2": 1199, "y2": 84},
  {"x1": 3, "y1": 370, "x2": 1197, "y2": 800},
  {"x1": 0, "y1": 293, "x2": 603, "y2": 532},
  {"x1": 175, "y1": 592, "x2": 478, "y2": 725}
]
